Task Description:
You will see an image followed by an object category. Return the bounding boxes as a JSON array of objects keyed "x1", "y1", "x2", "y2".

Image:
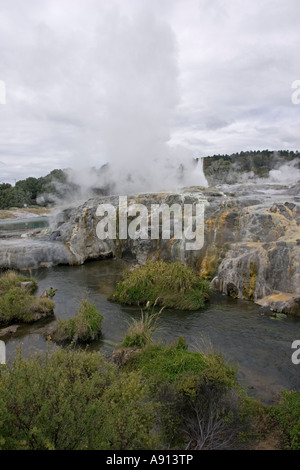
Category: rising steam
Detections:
[{"x1": 67, "y1": 5, "x2": 208, "y2": 197}]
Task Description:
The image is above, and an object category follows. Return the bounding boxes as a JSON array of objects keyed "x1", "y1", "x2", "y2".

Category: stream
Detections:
[{"x1": 3, "y1": 258, "x2": 300, "y2": 404}]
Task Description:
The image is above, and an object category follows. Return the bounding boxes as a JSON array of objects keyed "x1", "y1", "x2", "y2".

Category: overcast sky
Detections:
[{"x1": 0, "y1": 0, "x2": 300, "y2": 185}]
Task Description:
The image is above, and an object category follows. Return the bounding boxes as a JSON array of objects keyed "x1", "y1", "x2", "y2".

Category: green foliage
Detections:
[
  {"x1": 123, "y1": 337, "x2": 244, "y2": 449},
  {"x1": 0, "y1": 348, "x2": 157, "y2": 450},
  {"x1": 270, "y1": 391, "x2": 300, "y2": 450},
  {"x1": 111, "y1": 260, "x2": 211, "y2": 310},
  {"x1": 50, "y1": 299, "x2": 103, "y2": 344},
  {"x1": 0, "y1": 348, "x2": 114, "y2": 450},
  {"x1": 0, "y1": 287, "x2": 34, "y2": 323},
  {"x1": 98, "y1": 371, "x2": 159, "y2": 450},
  {"x1": 0, "y1": 338, "x2": 243, "y2": 451},
  {"x1": 3, "y1": 330, "x2": 296, "y2": 450},
  {"x1": 129, "y1": 337, "x2": 236, "y2": 387},
  {"x1": 0, "y1": 271, "x2": 53, "y2": 325}
]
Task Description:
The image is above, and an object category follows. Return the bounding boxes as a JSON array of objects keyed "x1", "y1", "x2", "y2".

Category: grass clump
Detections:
[
  {"x1": 0, "y1": 270, "x2": 38, "y2": 294},
  {"x1": 50, "y1": 299, "x2": 103, "y2": 344},
  {"x1": 121, "y1": 308, "x2": 162, "y2": 349},
  {"x1": 110, "y1": 260, "x2": 211, "y2": 310},
  {"x1": 0, "y1": 271, "x2": 54, "y2": 325}
]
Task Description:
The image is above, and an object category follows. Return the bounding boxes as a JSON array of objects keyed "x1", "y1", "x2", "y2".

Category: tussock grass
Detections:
[
  {"x1": 0, "y1": 271, "x2": 53, "y2": 325},
  {"x1": 0, "y1": 270, "x2": 37, "y2": 294},
  {"x1": 50, "y1": 299, "x2": 103, "y2": 344},
  {"x1": 111, "y1": 260, "x2": 211, "y2": 310},
  {"x1": 121, "y1": 307, "x2": 162, "y2": 349}
]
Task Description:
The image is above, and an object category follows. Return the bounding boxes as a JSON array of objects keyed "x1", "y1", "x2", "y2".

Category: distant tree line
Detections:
[
  {"x1": 1, "y1": 150, "x2": 299, "y2": 209},
  {"x1": 202, "y1": 149, "x2": 299, "y2": 185},
  {"x1": 0, "y1": 169, "x2": 78, "y2": 210}
]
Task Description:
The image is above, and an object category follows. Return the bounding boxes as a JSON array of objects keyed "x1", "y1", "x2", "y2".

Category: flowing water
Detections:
[{"x1": 4, "y1": 258, "x2": 300, "y2": 404}]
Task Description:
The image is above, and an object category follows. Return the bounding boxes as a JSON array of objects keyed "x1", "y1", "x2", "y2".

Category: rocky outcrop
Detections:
[
  {"x1": 0, "y1": 324, "x2": 20, "y2": 338},
  {"x1": 211, "y1": 194, "x2": 300, "y2": 315},
  {"x1": 256, "y1": 293, "x2": 300, "y2": 316},
  {"x1": 0, "y1": 182, "x2": 299, "y2": 315},
  {"x1": 0, "y1": 239, "x2": 77, "y2": 269}
]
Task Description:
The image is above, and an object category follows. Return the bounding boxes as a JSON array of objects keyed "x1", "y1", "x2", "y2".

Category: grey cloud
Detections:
[{"x1": 0, "y1": 0, "x2": 299, "y2": 188}]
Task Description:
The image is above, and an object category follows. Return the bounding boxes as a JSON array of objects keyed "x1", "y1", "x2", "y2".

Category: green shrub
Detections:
[
  {"x1": 122, "y1": 336, "x2": 247, "y2": 449},
  {"x1": 0, "y1": 348, "x2": 114, "y2": 450},
  {"x1": 0, "y1": 287, "x2": 33, "y2": 323},
  {"x1": 98, "y1": 371, "x2": 159, "y2": 450},
  {"x1": 0, "y1": 334, "x2": 260, "y2": 450},
  {"x1": 110, "y1": 260, "x2": 211, "y2": 310},
  {"x1": 271, "y1": 391, "x2": 300, "y2": 450},
  {"x1": 50, "y1": 299, "x2": 103, "y2": 344},
  {"x1": 0, "y1": 348, "x2": 158, "y2": 450}
]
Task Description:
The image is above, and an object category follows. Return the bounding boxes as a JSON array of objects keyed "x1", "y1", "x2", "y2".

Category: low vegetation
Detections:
[
  {"x1": 49, "y1": 299, "x2": 103, "y2": 344},
  {"x1": 111, "y1": 260, "x2": 211, "y2": 310},
  {"x1": 270, "y1": 391, "x2": 300, "y2": 450},
  {"x1": 0, "y1": 341, "x2": 247, "y2": 450},
  {"x1": 0, "y1": 348, "x2": 157, "y2": 450},
  {"x1": 121, "y1": 335, "x2": 246, "y2": 449},
  {"x1": 0, "y1": 271, "x2": 54, "y2": 326},
  {"x1": 1, "y1": 287, "x2": 299, "y2": 450},
  {"x1": 126, "y1": 338, "x2": 236, "y2": 386}
]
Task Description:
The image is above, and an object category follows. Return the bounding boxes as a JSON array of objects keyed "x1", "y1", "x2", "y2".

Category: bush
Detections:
[
  {"x1": 0, "y1": 348, "x2": 158, "y2": 450},
  {"x1": 122, "y1": 336, "x2": 248, "y2": 449},
  {"x1": 0, "y1": 271, "x2": 53, "y2": 325},
  {"x1": 110, "y1": 260, "x2": 211, "y2": 310},
  {"x1": 50, "y1": 300, "x2": 103, "y2": 344},
  {"x1": 0, "y1": 334, "x2": 265, "y2": 450},
  {"x1": 271, "y1": 391, "x2": 300, "y2": 450},
  {"x1": 98, "y1": 371, "x2": 159, "y2": 450},
  {"x1": 172, "y1": 376, "x2": 249, "y2": 450}
]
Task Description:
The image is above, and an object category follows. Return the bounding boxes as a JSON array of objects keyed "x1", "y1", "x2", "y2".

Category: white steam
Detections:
[
  {"x1": 268, "y1": 160, "x2": 300, "y2": 185},
  {"x1": 67, "y1": 5, "x2": 208, "y2": 196}
]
